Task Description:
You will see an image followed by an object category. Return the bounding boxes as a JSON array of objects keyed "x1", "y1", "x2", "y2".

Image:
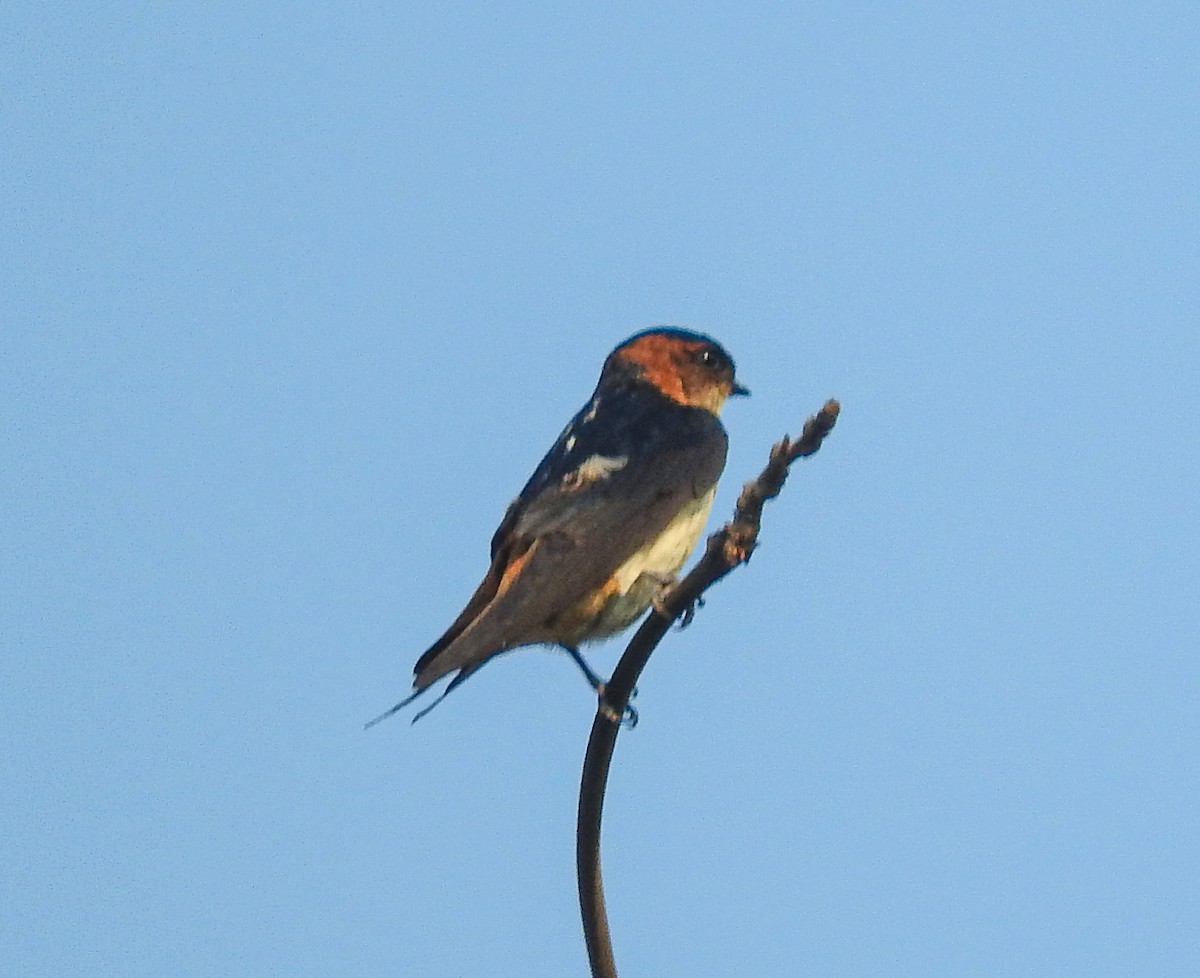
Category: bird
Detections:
[{"x1": 367, "y1": 327, "x2": 747, "y2": 726}]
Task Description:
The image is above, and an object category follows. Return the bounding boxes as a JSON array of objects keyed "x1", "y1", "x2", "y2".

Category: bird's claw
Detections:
[
  {"x1": 648, "y1": 574, "x2": 704, "y2": 629},
  {"x1": 649, "y1": 573, "x2": 680, "y2": 618},
  {"x1": 678, "y1": 594, "x2": 705, "y2": 629},
  {"x1": 598, "y1": 687, "x2": 639, "y2": 728}
]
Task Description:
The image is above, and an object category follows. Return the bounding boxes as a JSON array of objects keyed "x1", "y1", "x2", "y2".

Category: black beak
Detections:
[{"x1": 731, "y1": 381, "x2": 751, "y2": 397}]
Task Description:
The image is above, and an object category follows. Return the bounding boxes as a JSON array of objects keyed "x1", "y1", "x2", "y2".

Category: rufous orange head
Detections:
[{"x1": 601, "y1": 327, "x2": 748, "y2": 413}]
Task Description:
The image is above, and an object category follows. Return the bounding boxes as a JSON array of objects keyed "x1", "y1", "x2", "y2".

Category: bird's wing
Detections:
[{"x1": 412, "y1": 399, "x2": 727, "y2": 688}]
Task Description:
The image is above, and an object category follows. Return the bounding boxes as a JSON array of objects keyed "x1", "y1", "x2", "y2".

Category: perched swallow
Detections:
[{"x1": 368, "y1": 327, "x2": 747, "y2": 725}]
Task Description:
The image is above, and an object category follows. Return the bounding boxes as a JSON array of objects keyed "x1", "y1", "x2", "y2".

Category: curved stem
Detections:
[
  {"x1": 576, "y1": 712, "x2": 618, "y2": 978},
  {"x1": 576, "y1": 606, "x2": 677, "y2": 978},
  {"x1": 575, "y1": 399, "x2": 840, "y2": 977}
]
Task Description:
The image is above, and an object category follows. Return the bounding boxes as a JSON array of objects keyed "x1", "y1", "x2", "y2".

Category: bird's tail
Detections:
[{"x1": 364, "y1": 665, "x2": 480, "y2": 729}]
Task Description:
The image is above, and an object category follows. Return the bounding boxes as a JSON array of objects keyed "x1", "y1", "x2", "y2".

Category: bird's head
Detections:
[{"x1": 602, "y1": 327, "x2": 749, "y2": 413}]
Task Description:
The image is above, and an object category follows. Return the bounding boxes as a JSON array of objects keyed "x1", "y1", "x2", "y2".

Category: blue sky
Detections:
[{"x1": 5, "y1": 3, "x2": 1198, "y2": 976}]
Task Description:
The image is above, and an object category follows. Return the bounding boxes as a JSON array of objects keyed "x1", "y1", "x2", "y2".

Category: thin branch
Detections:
[{"x1": 576, "y1": 398, "x2": 840, "y2": 978}]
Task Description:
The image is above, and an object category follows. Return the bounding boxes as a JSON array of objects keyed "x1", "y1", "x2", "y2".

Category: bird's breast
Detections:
[
  {"x1": 559, "y1": 485, "x2": 718, "y2": 644},
  {"x1": 610, "y1": 485, "x2": 717, "y2": 592}
]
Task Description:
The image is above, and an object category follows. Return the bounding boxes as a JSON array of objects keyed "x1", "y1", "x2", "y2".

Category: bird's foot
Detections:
[
  {"x1": 650, "y1": 575, "x2": 704, "y2": 630},
  {"x1": 678, "y1": 594, "x2": 705, "y2": 629},
  {"x1": 562, "y1": 645, "x2": 638, "y2": 726},
  {"x1": 648, "y1": 573, "x2": 680, "y2": 618},
  {"x1": 598, "y1": 688, "x2": 639, "y2": 729}
]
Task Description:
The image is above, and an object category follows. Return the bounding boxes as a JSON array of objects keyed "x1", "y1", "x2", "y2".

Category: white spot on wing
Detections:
[
  {"x1": 565, "y1": 434, "x2": 577, "y2": 452},
  {"x1": 561, "y1": 453, "x2": 628, "y2": 490},
  {"x1": 576, "y1": 453, "x2": 627, "y2": 481}
]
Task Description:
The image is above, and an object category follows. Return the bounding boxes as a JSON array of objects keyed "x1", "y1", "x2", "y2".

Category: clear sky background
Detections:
[{"x1": 5, "y1": 3, "x2": 1198, "y2": 976}]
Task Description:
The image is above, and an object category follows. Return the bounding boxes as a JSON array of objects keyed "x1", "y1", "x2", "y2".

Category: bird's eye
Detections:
[{"x1": 692, "y1": 346, "x2": 716, "y2": 366}]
